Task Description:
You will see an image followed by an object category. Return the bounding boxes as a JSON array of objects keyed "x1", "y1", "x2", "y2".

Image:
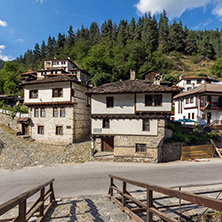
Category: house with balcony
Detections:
[
  {"x1": 20, "y1": 58, "x2": 90, "y2": 144},
  {"x1": 87, "y1": 78, "x2": 181, "y2": 162},
  {"x1": 174, "y1": 84, "x2": 222, "y2": 126},
  {"x1": 176, "y1": 76, "x2": 218, "y2": 91}
]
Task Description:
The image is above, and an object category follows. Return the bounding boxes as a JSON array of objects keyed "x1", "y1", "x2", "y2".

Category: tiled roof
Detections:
[
  {"x1": 174, "y1": 84, "x2": 222, "y2": 99},
  {"x1": 86, "y1": 80, "x2": 181, "y2": 94},
  {"x1": 20, "y1": 70, "x2": 37, "y2": 75}
]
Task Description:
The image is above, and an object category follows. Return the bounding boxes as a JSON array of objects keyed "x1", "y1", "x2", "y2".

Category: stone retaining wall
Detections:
[
  {"x1": 161, "y1": 142, "x2": 182, "y2": 162},
  {"x1": 0, "y1": 112, "x2": 22, "y2": 132}
]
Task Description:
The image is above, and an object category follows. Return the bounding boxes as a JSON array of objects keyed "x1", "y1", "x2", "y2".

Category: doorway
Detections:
[
  {"x1": 101, "y1": 136, "x2": 114, "y2": 152},
  {"x1": 22, "y1": 123, "x2": 29, "y2": 135},
  {"x1": 207, "y1": 112, "x2": 211, "y2": 124}
]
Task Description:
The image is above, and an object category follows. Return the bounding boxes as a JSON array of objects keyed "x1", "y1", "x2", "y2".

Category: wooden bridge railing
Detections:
[
  {"x1": 0, "y1": 179, "x2": 55, "y2": 222},
  {"x1": 109, "y1": 175, "x2": 222, "y2": 222}
]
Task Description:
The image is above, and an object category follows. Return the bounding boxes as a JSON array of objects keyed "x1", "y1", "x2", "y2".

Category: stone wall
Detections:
[
  {"x1": 0, "y1": 112, "x2": 22, "y2": 132},
  {"x1": 73, "y1": 83, "x2": 90, "y2": 142},
  {"x1": 114, "y1": 119, "x2": 165, "y2": 163},
  {"x1": 160, "y1": 142, "x2": 182, "y2": 162},
  {"x1": 29, "y1": 106, "x2": 74, "y2": 145}
]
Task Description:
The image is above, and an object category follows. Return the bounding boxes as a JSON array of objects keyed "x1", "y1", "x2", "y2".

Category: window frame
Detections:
[
  {"x1": 40, "y1": 108, "x2": 45, "y2": 117},
  {"x1": 52, "y1": 88, "x2": 63, "y2": 98},
  {"x1": 190, "y1": 97, "x2": 194, "y2": 104},
  {"x1": 38, "y1": 125, "x2": 44, "y2": 134},
  {"x1": 102, "y1": 119, "x2": 110, "y2": 129},
  {"x1": 56, "y1": 126, "x2": 63, "y2": 135},
  {"x1": 186, "y1": 98, "x2": 189, "y2": 104},
  {"x1": 135, "y1": 143, "x2": 147, "y2": 153},
  {"x1": 60, "y1": 108, "x2": 65, "y2": 117},
  {"x1": 34, "y1": 108, "x2": 39, "y2": 117},
  {"x1": 145, "y1": 95, "x2": 153, "y2": 106},
  {"x1": 187, "y1": 80, "x2": 191, "y2": 84},
  {"x1": 145, "y1": 94, "x2": 162, "y2": 107},
  {"x1": 142, "y1": 119, "x2": 150, "y2": 131},
  {"x1": 53, "y1": 108, "x2": 58, "y2": 117},
  {"x1": 106, "y1": 97, "x2": 114, "y2": 108},
  {"x1": 29, "y1": 90, "x2": 38, "y2": 99}
]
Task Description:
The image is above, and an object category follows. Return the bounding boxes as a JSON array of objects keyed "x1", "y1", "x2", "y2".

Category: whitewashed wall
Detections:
[
  {"x1": 92, "y1": 94, "x2": 135, "y2": 114},
  {"x1": 92, "y1": 119, "x2": 158, "y2": 136},
  {"x1": 136, "y1": 93, "x2": 172, "y2": 112},
  {"x1": 24, "y1": 82, "x2": 71, "y2": 103}
]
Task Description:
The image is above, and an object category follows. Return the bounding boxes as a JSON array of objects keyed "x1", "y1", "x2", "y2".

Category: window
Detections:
[
  {"x1": 53, "y1": 108, "x2": 58, "y2": 117},
  {"x1": 38, "y1": 126, "x2": 44, "y2": 134},
  {"x1": 71, "y1": 88, "x2": 75, "y2": 97},
  {"x1": 29, "y1": 90, "x2": 38, "y2": 99},
  {"x1": 202, "y1": 113, "x2": 206, "y2": 119},
  {"x1": 56, "y1": 126, "x2": 63, "y2": 135},
  {"x1": 154, "y1": 95, "x2": 162, "y2": 106},
  {"x1": 106, "y1": 97, "x2": 114, "y2": 108},
  {"x1": 86, "y1": 96, "x2": 91, "y2": 106},
  {"x1": 61, "y1": 61, "x2": 66, "y2": 65},
  {"x1": 34, "y1": 108, "x2": 39, "y2": 117},
  {"x1": 135, "y1": 144, "x2": 146, "y2": 153},
  {"x1": 60, "y1": 108, "x2": 65, "y2": 117},
  {"x1": 142, "y1": 119, "x2": 150, "y2": 131},
  {"x1": 145, "y1": 95, "x2": 153, "y2": 106},
  {"x1": 188, "y1": 113, "x2": 191, "y2": 119},
  {"x1": 192, "y1": 113, "x2": 195, "y2": 120},
  {"x1": 40, "y1": 108, "x2": 45, "y2": 117},
  {"x1": 187, "y1": 80, "x2": 191, "y2": 84},
  {"x1": 190, "y1": 97, "x2": 194, "y2": 103},
  {"x1": 197, "y1": 80, "x2": 201, "y2": 84},
  {"x1": 145, "y1": 95, "x2": 162, "y2": 106},
  {"x1": 103, "y1": 119, "x2": 110, "y2": 128},
  {"x1": 186, "y1": 98, "x2": 189, "y2": 104},
  {"x1": 52, "y1": 88, "x2": 63, "y2": 97}
]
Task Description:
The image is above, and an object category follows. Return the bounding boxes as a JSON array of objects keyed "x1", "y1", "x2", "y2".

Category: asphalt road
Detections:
[{"x1": 1, "y1": 159, "x2": 222, "y2": 204}]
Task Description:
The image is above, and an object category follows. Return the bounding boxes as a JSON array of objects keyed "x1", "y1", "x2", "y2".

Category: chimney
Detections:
[
  {"x1": 179, "y1": 75, "x2": 182, "y2": 80},
  {"x1": 130, "y1": 69, "x2": 136, "y2": 80}
]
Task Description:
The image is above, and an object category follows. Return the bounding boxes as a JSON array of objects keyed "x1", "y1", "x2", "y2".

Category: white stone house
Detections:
[
  {"x1": 176, "y1": 76, "x2": 218, "y2": 91},
  {"x1": 174, "y1": 84, "x2": 222, "y2": 126},
  {"x1": 86, "y1": 79, "x2": 181, "y2": 162},
  {"x1": 20, "y1": 58, "x2": 90, "y2": 144}
]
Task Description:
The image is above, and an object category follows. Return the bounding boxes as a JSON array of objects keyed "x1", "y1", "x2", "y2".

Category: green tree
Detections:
[{"x1": 210, "y1": 57, "x2": 222, "y2": 77}]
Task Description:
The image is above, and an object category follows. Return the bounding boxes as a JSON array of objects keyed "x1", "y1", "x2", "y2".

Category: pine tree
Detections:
[
  {"x1": 168, "y1": 20, "x2": 184, "y2": 53},
  {"x1": 158, "y1": 10, "x2": 169, "y2": 53},
  {"x1": 40, "y1": 41, "x2": 46, "y2": 60},
  {"x1": 117, "y1": 20, "x2": 128, "y2": 47},
  {"x1": 134, "y1": 18, "x2": 142, "y2": 41},
  {"x1": 185, "y1": 31, "x2": 197, "y2": 55},
  {"x1": 46, "y1": 36, "x2": 54, "y2": 59},
  {"x1": 89, "y1": 22, "x2": 100, "y2": 45},
  {"x1": 128, "y1": 17, "x2": 135, "y2": 40},
  {"x1": 200, "y1": 34, "x2": 215, "y2": 59},
  {"x1": 64, "y1": 25, "x2": 75, "y2": 49},
  {"x1": 54, "y1": 33, "x2": 66, "y2": 56}
]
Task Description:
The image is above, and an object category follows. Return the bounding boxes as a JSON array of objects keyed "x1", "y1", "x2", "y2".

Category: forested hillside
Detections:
[
  {"x1": 0, "y1": 9, "x2": 220, "y2": 95},
  {"x1": 0, "y1": 60, "x2": 4, "y2": 70}
]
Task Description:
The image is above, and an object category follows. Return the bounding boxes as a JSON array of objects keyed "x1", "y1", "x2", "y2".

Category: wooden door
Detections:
[
  {"x1": 22, "y1": 124, "x2": 29, "y2": 135},
  {"x1": 102, "y1": 137, "x2": 114, "y2": 152},
  {"x1": 207, "y1": 112, "x2": 211, "y2": 124}
]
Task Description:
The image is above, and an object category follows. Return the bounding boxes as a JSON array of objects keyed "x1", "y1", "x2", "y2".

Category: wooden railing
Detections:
[
  {"x1": 109, "y1": 175, "x2": 222, "y2": 222},
  {"x1": 0, "y1": 179, "x2": 55, "y2": 222}
]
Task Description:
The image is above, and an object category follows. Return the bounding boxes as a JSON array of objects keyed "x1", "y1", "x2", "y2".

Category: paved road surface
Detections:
[{"x1": 1, "y1": 159, "x2": 222, "y2": 204}]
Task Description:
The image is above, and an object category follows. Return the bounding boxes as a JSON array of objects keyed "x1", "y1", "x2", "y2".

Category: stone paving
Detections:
[
  {"x1": 1, "y1": 186, "x2": 222, "y2": 222},
  {"x1": 43, "y1": 194, "x2": 136, "y2": 222}
]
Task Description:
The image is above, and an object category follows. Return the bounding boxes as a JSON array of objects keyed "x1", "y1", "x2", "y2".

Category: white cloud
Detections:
[
  {"x1": 0, "y1": 45, "x2": 6, "y2": 50},
  {"x1": 0, "y1": 45, "x2": 14, "y2": 61},
  {"x1": 0, "y1": 20, "x2": 7, "y2": 27},
  {"x1": 16, "y1": 39, "x2": 24, "y2": 43},
  {"x1": 36, "y1": 0, "x2": 45, "y2": 3},
  {"x1": 135, "y1": 0, "x2": 222, "y2": 19}
]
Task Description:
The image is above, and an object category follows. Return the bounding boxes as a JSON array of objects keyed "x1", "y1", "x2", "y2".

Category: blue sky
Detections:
[{"x1": 1, "y1": 0, "x2": 222, "y2": 61}]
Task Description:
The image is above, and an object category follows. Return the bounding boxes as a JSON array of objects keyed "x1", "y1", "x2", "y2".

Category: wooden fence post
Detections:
[
  {"x1": 18, "y1": 199, "x2": 26, "y2": 222},
  {"x1": 110, "y1": 177, "x2": 113, "y2": 197},
  {"x1": 50, "y1": 182, "x2": 55, "y2": 202},
  {"x1": 147, "y1": 188, "x2": 153, "y2": 222},
  {"x1": 40, "y1": 187, "x2": 45, "y2": 216},
  {"x1": 122, "y1": 182, "x2": 126, "y2": 207}
]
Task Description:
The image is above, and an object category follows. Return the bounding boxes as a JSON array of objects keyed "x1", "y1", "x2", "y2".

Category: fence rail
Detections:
[
  {"x1": 0, "y1": 179, "x2": 55, "y2": 222},
  {"x1": 109, "y1": 175, "x2": 222, "y2": 222}
]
